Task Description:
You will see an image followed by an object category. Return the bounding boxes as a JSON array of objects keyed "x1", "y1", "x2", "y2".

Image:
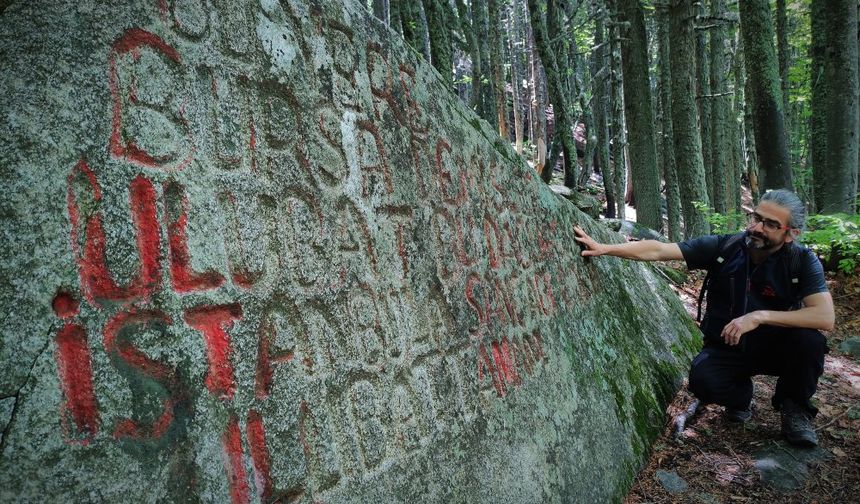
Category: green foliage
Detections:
[
  {"x1": 692, "y1": 202, "x2": 746, "y2": 235},
  {"x1": 801, "y1": 214, "x2": 860, "y2": 275}
]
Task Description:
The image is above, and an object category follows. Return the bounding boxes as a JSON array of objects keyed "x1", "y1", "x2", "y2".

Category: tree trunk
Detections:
[
  {"x1": 743, "y1": 67, "x2": 760, "y2": 201},
  {"x1": 658, "y1": 7, "x2": 680, "y2": 240},
  {"x1": 423, "y1": 0, "x2": 454, "y2": 85},
  {"x1": 696, "y1": 2, "x2": 713, "y2": 205},
  {"x1": 399, "y1": 0, "x2": 429, "y2": 59},
  {"x1": 617, "y1": 0, "x2": 661, "y2": 231},
  {"x1": 529, "y1": 21, "x2": 548, "y2": 176},
  {"x1": 456, "y1": 0, "x2": 483, "y2": 115},
  {"x1": 819, "y1": 0, "x2": 859, "y2": 213},
  {"x1": 610, "y1": 8, "x2": 627, "y2": 219},
  {"x1": 708, "y1": 0, "x2": 729, "y2": 215},
  {"x1": 592, "y1": 0, "x2": 615, "y2": 217},
  {"x1": 810, "y1": 0, "x2": 827, "y2": 212},
  {"x1": 669, "y1": 0, "x2": 710, "y2": 238},
  {"x1": 509, "y1": 0, "x2": 525, "y2": 154},
  {"x1": 738, "y1": 0, "x2": 792, "y2": 190},
  {"x1": 489, "y1": 0, "x2": 508, "y2": 139},
  {"x1": 730, "y1": 30, "x2": 744, "y2": 214},
  {"x1": 577, "y1": 52, "x2": 596, "y2": 188},
  {"x1": 776, "y1": 0, "x2": 790, "y2": 132},
  {"x1": 475, "y1": 0, "x2": 497, "y2": 127},
  {"x1": 373, "y1": 0, "x2": 390, "y2": 26},
  {"x1": 390, "y1": 0, "x2": 402, "y2": 34},
  {"x1": 529, "y1": 0, "x2": 577, "y2": 186}
]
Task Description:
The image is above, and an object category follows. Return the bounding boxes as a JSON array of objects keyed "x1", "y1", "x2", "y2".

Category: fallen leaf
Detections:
[{"x1": 832, "y1": 447, "x2": 847, "y2": 457}]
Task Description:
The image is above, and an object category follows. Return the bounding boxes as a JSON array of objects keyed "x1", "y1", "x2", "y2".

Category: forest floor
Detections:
[{"x1": 624, "y1": 265, "x2": 860, "y2": 503}]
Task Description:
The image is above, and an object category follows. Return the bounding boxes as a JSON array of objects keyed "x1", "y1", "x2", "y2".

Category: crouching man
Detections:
[{"x1": 573, "y1": 189, "x2": 834, "y2": 447}]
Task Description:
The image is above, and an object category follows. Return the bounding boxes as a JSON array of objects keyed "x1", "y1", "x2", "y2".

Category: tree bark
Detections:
[
  {"x1": 669, "y1": 0, "x2": 710, "y2": 238},
  {"x1": 610, "y1": 5, "x2": 627, "y2": 219},
  {"x1": 729, "y1": 29, "x2": 744, "y2": 213},
  {"x1": 776, "y1": 0, "x2": 790, "y2": 132},
  {"x1": 617, "y1": 0, "x2": 661, "y2": 231},
  {"x1": 738, "y1": 0, "x2": 792, "y2": 190},
  {"x1": 509, "y1": 0, "x2": 525, "y2": 154},
  {"x1": 658, "y1": 7, "x2": 680, "y2": 240},
  {"x1": 528, "y1": 19, "x2": 548, "y2": 176},
  {"x1": 373, "y1": 0, "x2": 390, "y2": 26},
  {"x1": 475, "y1": 0, "x2": 497, "y2": 127},
  {"x1": 423, "y1": 0, "x2": 454, "y2": 85},
  {"x1": 455, "y1": 0, "x2": 483, "y2": 115},
  {"x1": 819, "y1": 0, "x2": 859, "y2": 213},
  {"x1": 592, "y1": 0, "x2": 615, "y2": 217},
  {"x1": 529, "y1": 0, "x2": 578, "y2": 186},
  {"x1": 489, "y1": 0, "x2": 508, "y2": 138},
  {"x1": 810, "y1": 0, "x2": 827, "y2": 212},
  {"x1": 696, "y1": 2, "x2": 713, "y2": 205},
  {"x1": 708, "y1": 0, "x2": 729, "y2": 214}
]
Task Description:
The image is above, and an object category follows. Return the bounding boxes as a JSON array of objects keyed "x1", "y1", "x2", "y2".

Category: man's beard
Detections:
[{"x1": 745, "y1": 230, "x2": 782, "y2": 251}]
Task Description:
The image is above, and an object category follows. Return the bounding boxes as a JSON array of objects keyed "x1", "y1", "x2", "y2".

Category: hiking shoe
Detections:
[
  {"x1": 724, "y1": 406, "x2": 753, "y2": 423},
  {"x1": 780, "y1": 399, "x2": 818, "y2": 447}
]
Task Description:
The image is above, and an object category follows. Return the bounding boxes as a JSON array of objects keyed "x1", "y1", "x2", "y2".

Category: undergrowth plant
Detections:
[
  {"x1": 692, "y1": 202, "x2": 746, "y2": 235},
  {"x1": 801, "y1": 214, "x2": 860, "y2": 275}
]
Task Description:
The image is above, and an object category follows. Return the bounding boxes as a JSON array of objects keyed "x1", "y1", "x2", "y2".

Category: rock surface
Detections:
[
  {"x1": 0, "y1": 1, "x2": 697, "y2": 502},
  {"x1": 839, "y1": 336, "x2": 860, "y2": 359},
  {"x1": 753, "y1": 443, "x2": 831, "y2": 492},
  {"x1": 655, "y1": 469, "x2": 689, "y2": 494}
]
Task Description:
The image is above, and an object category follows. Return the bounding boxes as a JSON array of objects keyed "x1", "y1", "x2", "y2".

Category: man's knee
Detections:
[
  {"x1": 783, "y1": 328, "x2": 827, "y2": 364},
  {"x1": 688, "y1": 350, "x2": 716, "y2": 399}
]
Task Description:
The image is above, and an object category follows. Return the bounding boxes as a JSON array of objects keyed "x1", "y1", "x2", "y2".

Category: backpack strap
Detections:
[
  {"x1": 697, "y1": 233, "x2": 746, "y2": 322},
  {"x1": 783, "y1": 242, "x2": 804, "y2": 307}
]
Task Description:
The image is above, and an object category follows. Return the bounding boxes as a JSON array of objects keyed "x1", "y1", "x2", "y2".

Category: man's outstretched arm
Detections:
[{"x1": 573, "y1": 226, "x2": 684, "y2": 261}]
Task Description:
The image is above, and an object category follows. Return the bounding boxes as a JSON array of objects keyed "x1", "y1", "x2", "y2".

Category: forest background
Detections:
[{"x1": 365, "y1": 0, "x2": 859, "y2": 274}]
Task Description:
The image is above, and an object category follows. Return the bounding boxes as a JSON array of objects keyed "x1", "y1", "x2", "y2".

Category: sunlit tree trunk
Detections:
[
  {"x1": 610, "y1": 5, "x2": 627, "y2": 219},
  {"x1": 528, "y1": 16, "x2": 548, "y2": 176},
  {"x1": 509, "y1": 0, "x2": 525, "y2": 154},
  {"x1": 592, "y1": 0, "x2": 615, "y2": 216},
  {"x1": 529, "y1": 0, "x2": 578, "y2": 185},
  {"x1": 617, "y1": 0, "x2": 661, "y2": 231}
]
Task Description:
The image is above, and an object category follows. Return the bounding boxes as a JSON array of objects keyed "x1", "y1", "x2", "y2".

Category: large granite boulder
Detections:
[{"x1": 0, "y1": 1, "x2": 698, "y2": 501}]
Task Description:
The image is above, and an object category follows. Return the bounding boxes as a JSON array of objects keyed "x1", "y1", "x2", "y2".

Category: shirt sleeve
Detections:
[
  {"x1": 678, "y1": 234, "x2": 722, "y2": 271},
  {"x1": 797, "y1": 247, "x2": 829, "y2": 299}
]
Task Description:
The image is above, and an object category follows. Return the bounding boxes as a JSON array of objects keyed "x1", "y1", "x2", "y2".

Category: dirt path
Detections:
[{"x1": 625, "y1": 269, "x2": 860, "y2": 503}]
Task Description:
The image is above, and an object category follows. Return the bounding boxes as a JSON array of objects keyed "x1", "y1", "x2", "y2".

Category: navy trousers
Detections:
[{"x1": 688, "y1": 326, "x2": 827, "y2": 415}]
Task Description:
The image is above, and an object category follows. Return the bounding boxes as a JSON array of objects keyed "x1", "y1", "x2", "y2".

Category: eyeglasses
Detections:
[{"x1": 747, "y1": 212, "x2": 791, "y2": 232}]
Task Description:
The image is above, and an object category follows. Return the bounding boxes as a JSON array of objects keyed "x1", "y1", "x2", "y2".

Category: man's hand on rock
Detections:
[
  {"x1": 721, "y1": 313, "x2": 762, "y2": 346},
  {"x1": 574, "y1": 226, "x2": 605, "y2": 257}
]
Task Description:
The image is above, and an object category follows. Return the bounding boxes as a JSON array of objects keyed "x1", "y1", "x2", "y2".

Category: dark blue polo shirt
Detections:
[{"x1": 678, "y1": 233, "x2": 828, "y2": 339}]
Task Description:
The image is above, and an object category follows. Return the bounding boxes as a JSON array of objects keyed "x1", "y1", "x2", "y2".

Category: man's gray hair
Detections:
[{"x1": 760, "y1": 189, "x2": 807, "y2": 230}]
